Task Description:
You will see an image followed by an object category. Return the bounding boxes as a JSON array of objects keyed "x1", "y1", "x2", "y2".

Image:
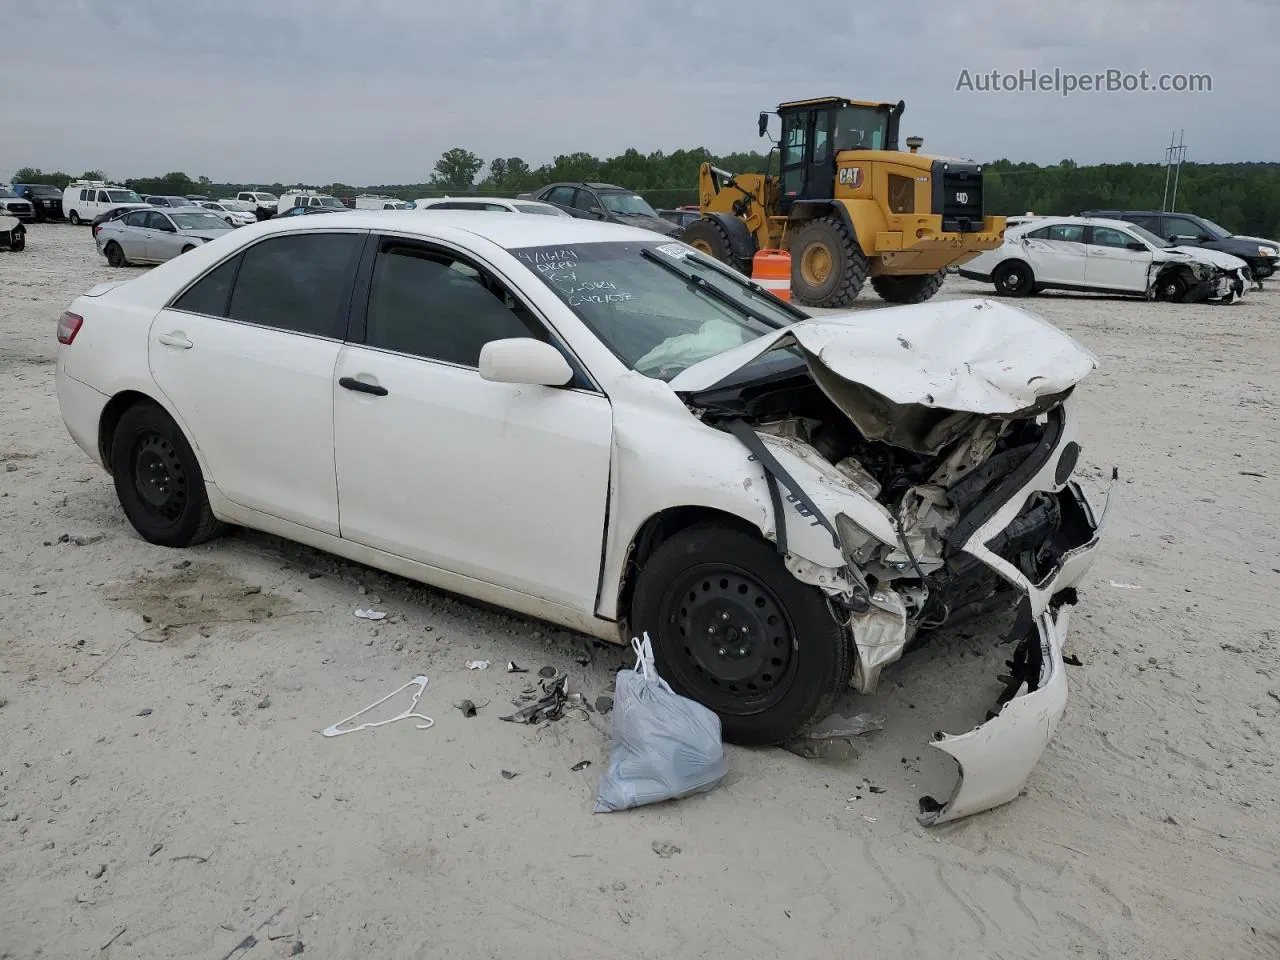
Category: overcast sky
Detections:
[{"x1": 2, "y1": 0, "x2": 1268, "y2": 185}]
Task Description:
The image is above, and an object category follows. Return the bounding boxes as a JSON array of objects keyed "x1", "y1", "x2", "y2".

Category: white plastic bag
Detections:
[{"x1": 593, "y1": 633, "x2": 728, "y2": 813}]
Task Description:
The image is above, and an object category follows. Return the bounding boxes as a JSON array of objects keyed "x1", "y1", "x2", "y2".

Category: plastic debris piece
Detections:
[
  {"x1": 321, "y1": 675, "x2": 434, "y2": 737},
  {"x1": 1108, "y1": 580, "x2": 1142, "y2": 590},
  {"x1": 651, "y1": 840, "x2": 681, "y2": 858},
  {"x1": 595, "y1": 695, "x2": 614, "y2": 715},
  {"x1": 500, "y1": 673, "x2": 569, "y2": 724},
  {"x1": 785, "y1": 712, "x2": 883, "y2": 760},
  {"x1": 501, "y1": 770, "x2": 518, "y2": 780},
  {"x1": 456, "y1": 699, "x2": 477, "y2": 718},
  {"x1": 354, "y1": 608, "x2": 387, "y2": 620},
  {"x1": 465, "y1": 660, "x2": 490, "y2": 670},
  {"x1": 506, "y1": 661, "x2": 528, "y2": 673},
  {"x1": 571, "y1": 760, "x2": 592, "y2": 771},
  {"x1": 594, "y1": 634, "x2": 727, "y2": 813}
]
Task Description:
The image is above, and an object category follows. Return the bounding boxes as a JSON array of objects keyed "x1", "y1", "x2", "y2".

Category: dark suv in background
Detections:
[
  {"x1": 1080, "y1": 209, "x2": 1279, "y2": 283},
  {"x1": 11, "y1": 183, "x2": 63, "y2": 221},
  {"x1": 521, "y1": 181, "x2": 680, "y2": 237}
]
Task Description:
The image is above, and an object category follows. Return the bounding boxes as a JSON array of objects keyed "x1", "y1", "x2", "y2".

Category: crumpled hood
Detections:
[
  {"x1": 670, "y1": 298, "x2": 1098, "y2": 454},
  {"x1": 1164, "y1": 246, "x2": 1249, "y2": 271}
]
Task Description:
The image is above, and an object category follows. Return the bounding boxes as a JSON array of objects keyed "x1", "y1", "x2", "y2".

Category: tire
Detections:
[
  {"x1": 69, "y1": 211, "x2": 82, "y2": 226},
  {"x1": 871, "y1": 270, "x2": 947, "y2": 304},
  {"x1": 109, "y1": 401, "x2": 226, "y2": 548},
  {"x1": 8, "y1": 230, "x2": 25, "y2": 252},
  {"x1": 630, "y1": 523, "x2": 852, "y2": 746},
  {"x1": 104, "y1": 241, "x2": 127, "y2": 267},
  {"x1": 789, "y1": 216, "x2": 869, "y2": 307},
  {"x1": 991, "y1": 259, "x2": 1035, "y2": 296},
  {"x1": 1154, "y1": 269, "x2": 1190, "y2": 302},
  {"x1": 680, "y1": 217, "x2": 750, "y2": 273},
  {"x1": 180, "y1": 245, "x2": 196, "y2": 254}
]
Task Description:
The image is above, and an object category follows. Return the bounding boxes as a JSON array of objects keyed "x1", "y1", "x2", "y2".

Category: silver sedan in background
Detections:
[
  {"x1": 198, "y1": 201, "x2": 258, "y2": 227},
  {"x1": 96, "y1": 208, "x2": 234, "y2": 267}
]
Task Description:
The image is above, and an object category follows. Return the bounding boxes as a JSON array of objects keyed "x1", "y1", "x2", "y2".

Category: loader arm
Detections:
[{"x1": 696, "y1": 161, "x2": 775, "y2": 252}]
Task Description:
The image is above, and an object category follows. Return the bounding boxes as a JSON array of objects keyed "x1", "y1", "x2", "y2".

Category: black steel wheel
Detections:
[
  {"x1": 109, "y1": 402, "x2": 226, "y2": 547},
  {"x1": 7, "y1": 229, "x2": 25, "y2": 252},
  {"x1": 631, "y1": 523, "x2": 852, "y2": 746},
  {"x1": 992, "y1": 259, "x2": 1035, "y2": 296},
  {"x1": 104, "y1": 241, "x2": 127, "y2": 267}
]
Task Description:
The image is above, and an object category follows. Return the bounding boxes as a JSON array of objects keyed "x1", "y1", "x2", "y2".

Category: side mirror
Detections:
[
  {"x1": 478, "y1": 338, "x2": 573, "y2": 387},
  {"x1": 590, "y1": 206, "x2": 607, "y2": 218},
  {"x1": 1125, "y1": 241, "x2": 1147, "y2": 251},
  {"x1": 758, "y1": 112, "x2": 769, "y2": 138},
  {"x1": 1170, "y1": 234, "x2": 1194, "y2": 243}
]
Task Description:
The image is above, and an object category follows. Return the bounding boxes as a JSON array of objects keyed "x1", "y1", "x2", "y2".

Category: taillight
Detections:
[{"x1": 57, "y1": 311, "x2": 83, "y2": 345}]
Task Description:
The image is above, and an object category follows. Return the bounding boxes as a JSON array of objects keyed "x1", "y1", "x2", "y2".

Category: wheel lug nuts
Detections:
[
  {"x1": 707, "y1": 626, "x2": 716, "y2": 635},
  {"x1": 717, "y1": 647, "x2": 727, "y2": 656},
  {"x1": 719, "y1": 611, "x2": 730, "y2": 621}
]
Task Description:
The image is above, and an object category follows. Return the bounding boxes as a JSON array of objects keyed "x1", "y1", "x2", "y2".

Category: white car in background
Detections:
[
  {"x1": 197, "y1": 201, "x2": 257, "y2": 227},
  {"x1": 54, "y1": 212, "x2": 1108, "y2": 825},
  {"x1": 412, "y1": 196, "x2": 570, "y2": 217},
  {"x1": 961, "y1": 215, "x2": 1249, "y2": 303}
]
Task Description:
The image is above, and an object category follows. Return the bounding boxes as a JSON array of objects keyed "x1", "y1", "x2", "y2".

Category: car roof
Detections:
[
  {"x1": 1012, "y1": 215, "x2": 1150, "y2": 232},
  {"x1": 254, "y1": 209, "x2": 669, "y2": 248}
]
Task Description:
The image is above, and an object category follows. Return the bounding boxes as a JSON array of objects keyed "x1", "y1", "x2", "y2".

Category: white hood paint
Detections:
[{"x1": 1161, "y1": 245, "x2": 1249, "y2": 271}]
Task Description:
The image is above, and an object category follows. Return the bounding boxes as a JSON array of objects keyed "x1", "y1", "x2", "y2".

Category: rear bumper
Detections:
[{"x1": 56, "y1": 357, "x2": 110, "y2": 469}]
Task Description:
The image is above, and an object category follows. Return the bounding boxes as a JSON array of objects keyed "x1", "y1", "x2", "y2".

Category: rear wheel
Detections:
[
  {"x1": 104, "y1": 241, "x2": 127, "y2": 267},
  {"x1": 109, "y1": 402, "x2": 226, "y2": 548},
  {"x1": 680, "y1": 217, "x2": 750, "y2": 274},
  {"x1": 69, "y1": 211, "x2": 82, "y2": 226},
  {"x1": 180, "y1": 245, "x2": 196, "y2": 254},
  {"x1": 871, "y1": 270, "x2": 947, "y2": 304},
  {"x1": 789, "y1": 216, "x2": 869, "y2": 307},
  {"x1": 630, "y1": 523, "x2": 852, "y2": 746},
  {"x1": 992, "y1": 259, "x2": 1035, "y2": 296}
]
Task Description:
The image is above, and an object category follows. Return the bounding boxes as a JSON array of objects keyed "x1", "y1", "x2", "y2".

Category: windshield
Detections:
[
  {"x1": 170, "y1": 212, "x2": 231, "y2": 230},
  {"x1": 107, "y1": 190, "x2": 143, "y2": 203},
  {"x1": 833, "y1": 105, "x2": 890, "y2": 151},
  {"x1": 1127, "y1": 223, "x2": 1173, "y2": 248},
  {"x1": 23, "y1": 185, "x2": 61, "y2": 197},
  {"x1": 598, "y1": 192, "x2": 659, "y2": 217},
  {"x1": 510, "y1": 240, "x2": 805, "y2": 381},
  {"x1": 254, "y1": 193, "x2": 276, "y2": 201},
  {"x1": 316, "y1": 197, "x2": 343, "y2": 208},
  {"x1": 1196, "y1": 217, "x2": 1231, "y2": 239},
  {"x1": 515, "y1": 203, "x2": 562, "y2": 216}
]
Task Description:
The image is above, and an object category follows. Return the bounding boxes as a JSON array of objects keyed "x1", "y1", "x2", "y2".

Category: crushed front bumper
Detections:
[{"x1": 919, "y1": 476, "x2": 1112, "y2": 824}]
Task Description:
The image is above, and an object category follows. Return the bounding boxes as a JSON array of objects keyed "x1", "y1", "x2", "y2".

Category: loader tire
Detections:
[
  {"x1": 870, "y1": 270, "x2": 947, "y2": 304},
  {"x1": 681, "y1": 217, "x2": 749, "y2": 274},
  {"x1": 790, "y1": 216, "x2": 868, "y2": 307}
]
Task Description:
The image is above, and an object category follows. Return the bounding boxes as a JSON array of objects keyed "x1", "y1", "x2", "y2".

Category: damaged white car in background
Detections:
[
  {"x1": 960, "y1": 215, "x2": 1249, "y2": 303},
  {"x1": 55, "y1": 215, "x2": 1109, "y2": 826}
]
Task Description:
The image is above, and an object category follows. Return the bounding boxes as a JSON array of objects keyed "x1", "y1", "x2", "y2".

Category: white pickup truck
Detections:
[{"x1": 236, "y1": 191, "x2": 279, "y2": 220}]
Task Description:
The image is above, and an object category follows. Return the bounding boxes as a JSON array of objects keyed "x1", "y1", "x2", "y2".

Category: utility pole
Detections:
[{"x1": 1161, "y1": 130, "x2": 1187, "y2": 212}]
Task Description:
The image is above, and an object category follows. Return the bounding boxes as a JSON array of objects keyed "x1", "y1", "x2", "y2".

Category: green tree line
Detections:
[{"x1": 12, "y1": 152, "x2": 1280, "y2": 238}]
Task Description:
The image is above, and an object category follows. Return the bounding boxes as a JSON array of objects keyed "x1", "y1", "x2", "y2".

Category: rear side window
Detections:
[
  {"x1": 227, "y1": 233, "x2": 363, "y2": 338},
  {"x1": 172, "y1": 256, "x2": 240, "y2": 316},
  {"x1": 122, "y1": 211, "x2": 148, "y2": 227},
  {"x1": 545, "y1": 186, "x2": 576, "y2": 206}
]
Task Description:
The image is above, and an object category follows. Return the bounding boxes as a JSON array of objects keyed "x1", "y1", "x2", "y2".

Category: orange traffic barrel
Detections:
[{"x1": 752, "y1": 249, "x2": 791, "y2": 301}]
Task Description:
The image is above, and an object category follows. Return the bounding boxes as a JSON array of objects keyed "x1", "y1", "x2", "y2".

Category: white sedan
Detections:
[
  {"x1": 55, "y1": 213, "x2": 1108, "y2": 823},
  {"x1": 412, "y1": 196, "x2": 570, "y2": 217},
  {"x1": 198, "y1": 201, "x2": 258, "y2": 227},
  {"x1": 961, "y1": 215, "x2": 1248, "y2": 303}
]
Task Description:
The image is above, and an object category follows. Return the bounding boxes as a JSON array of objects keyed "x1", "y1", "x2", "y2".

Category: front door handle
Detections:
[
  {"x1": 339, "y1": 376, "x2": 388, "y2": 397},
  {"x1": 158, "y1": 332, "x2": 193, "y2": 349}
]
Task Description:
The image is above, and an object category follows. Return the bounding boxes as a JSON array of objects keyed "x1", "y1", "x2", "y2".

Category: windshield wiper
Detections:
[{"x1": 640, "y1": 247, "x2": 784, "y2": 327}]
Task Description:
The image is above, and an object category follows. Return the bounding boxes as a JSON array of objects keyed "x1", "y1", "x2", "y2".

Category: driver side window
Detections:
[
  {"x1": 1090, "y1": 227, "x2": 1137, "y2": 249},
  {"x1": 123, "y1": 211, "x2": 148, "y2": 228},
  {"x1": 1162, "y1": 216, "x2": 1203, "y2": 240}
]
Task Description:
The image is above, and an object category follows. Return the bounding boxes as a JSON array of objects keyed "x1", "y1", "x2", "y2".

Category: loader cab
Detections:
[{"x1": 772, "y1": 97, "x2": 903, "y2": 215}]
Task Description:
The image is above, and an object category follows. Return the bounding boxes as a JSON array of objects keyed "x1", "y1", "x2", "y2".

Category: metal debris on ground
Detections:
[
  {"x1": 501, "y1": 770, "x2": 519, "y2": 779},
  {"x1": 594, "y1": 695, "x2": 614, "y2": 715},
  {"x1": 455, "y1": 699, "x2": 478, "y2": 718},
  {"x1": 571, "y1": 760, "x2": 592, "y2": 771},
  {"x1": 465, "y1": 660, "x2": 490, "y2": 670},
  {"x1": 785, "y1": 712, "x2": 884, "y2": 760},
  {"x1": 354, "y1": 608, "x2": 387, "y2": 620},
  {"x1": 500, "y1": 671, "x2": 577, "y2": 724},
  {"x1": 506, "y1": 661, "x2": 528, "y2": 673}
]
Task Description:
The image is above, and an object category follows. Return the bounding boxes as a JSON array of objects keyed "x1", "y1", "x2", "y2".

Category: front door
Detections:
[
  {"x1": 148, "y1": 230, "x2": 365, "y2": 534},
  {"x1": 1084, "y1": 225, "x2": 1152, "y2": 292},
  {"x1": 332, "y1": 234, "x2": 613, "y2": 613}
]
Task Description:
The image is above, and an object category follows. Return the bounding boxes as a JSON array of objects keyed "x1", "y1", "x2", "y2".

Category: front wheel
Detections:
[
  {"x1": 870, "y1": 270, "x2": 947, "y2": 304},
  {"x1": 109, "y1": 402, "x2": 226, "y2": 547},
  {"x1": 680, "y1": 217, "x2": 750, "y2": 274},
  {"x1": 991, "y1": 259, "x2": 1035, "y2": 296},
  {"x1": 789, "y1": 216, "x2": 869, "y2": 307},
  {"x1": 69, "y1": 211, "x2": 82, "y2": 226},
  {"x1": 630, "y1": 523, "x2": 852, "y2": 746}
]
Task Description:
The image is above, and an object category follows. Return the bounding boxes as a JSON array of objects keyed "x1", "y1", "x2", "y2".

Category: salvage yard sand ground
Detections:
[{"x1": 1, "y1": 225, "x2": 1277, "y2": 959}]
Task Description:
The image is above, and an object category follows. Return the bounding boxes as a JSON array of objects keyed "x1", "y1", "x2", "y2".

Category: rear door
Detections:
[
  {"x1": 1022, "y1": 222, "x2": 1087, "y2": 284},
  {"x1": 147, "y1": 230, "x2": 366, "y2": 534},
  {"x1": 117, "y1": 210, "x2": 153, "y2": 260}
]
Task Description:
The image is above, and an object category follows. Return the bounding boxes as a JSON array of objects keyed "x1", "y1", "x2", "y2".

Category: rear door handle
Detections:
[
  {"x1": 158, "y1": 332, "x2": 193, "y2": 349},
  {"x1": 339, "y1": 376, "x2": 388, "y2": 397}
]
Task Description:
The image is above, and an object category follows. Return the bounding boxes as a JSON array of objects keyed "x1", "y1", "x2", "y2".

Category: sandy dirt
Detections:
[{"x1": 0, "y1": 224, "x2": 1277, "y2": 960}]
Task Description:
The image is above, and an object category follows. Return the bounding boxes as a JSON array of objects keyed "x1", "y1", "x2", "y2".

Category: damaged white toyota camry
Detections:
[{"x1": 55, "y1": 212, "x2": 1110, "y2": 823}]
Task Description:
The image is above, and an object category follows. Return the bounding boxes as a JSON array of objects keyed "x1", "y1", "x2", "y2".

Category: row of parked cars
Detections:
[{"x1": 959, "y1": 210, "x2": 1279, "y2": 303}]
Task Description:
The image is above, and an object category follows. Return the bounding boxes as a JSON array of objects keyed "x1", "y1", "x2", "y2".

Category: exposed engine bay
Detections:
[{"x1": 687, "y1": 366, "x2": 1092, "y2": 660}]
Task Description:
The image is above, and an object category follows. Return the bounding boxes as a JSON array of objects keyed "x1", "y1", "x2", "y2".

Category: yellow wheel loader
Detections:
[{"x1": 681, "y1": 97, "x2": 1006, "y2": 307}]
